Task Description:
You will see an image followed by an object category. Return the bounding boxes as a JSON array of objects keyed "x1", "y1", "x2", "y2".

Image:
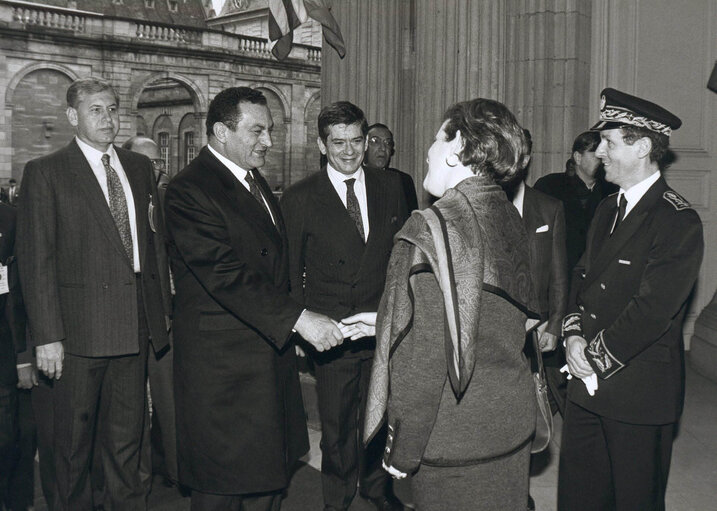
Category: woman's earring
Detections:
[{"x1": 445, "y1": 154, "x2": 458, "y2": 168}]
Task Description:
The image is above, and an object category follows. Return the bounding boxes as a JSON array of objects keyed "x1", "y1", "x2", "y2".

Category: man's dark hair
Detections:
[
  {"x1": 318, "y1": 101, "x2": 368, "y2": 142},
  {"x1": 522, "y1": 128, "x2": 533, "y2": 155},
  {"x1": 368, "y1": 122, "x2": 392, "y2": 135},
  {"x1": 565, "y1": 130, "x2": 601, "y2": 175},
  {"x1": 620, "y1": 125, "x2": 671, "y2": 170},
  {"x1": 206, "y1": 87, "x2": 267, "y2": 137}
]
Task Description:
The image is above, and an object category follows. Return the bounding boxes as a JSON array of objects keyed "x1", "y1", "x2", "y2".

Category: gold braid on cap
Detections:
[{"x1": 600, "y1": 106, "x2": 672, "y2": 136}]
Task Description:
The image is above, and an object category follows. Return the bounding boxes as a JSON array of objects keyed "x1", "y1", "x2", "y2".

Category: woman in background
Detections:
[{"x1": 349, "y1": 98, "x2": 539, "y2": 510}]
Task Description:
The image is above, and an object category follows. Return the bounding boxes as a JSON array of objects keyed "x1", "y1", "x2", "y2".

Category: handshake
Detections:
[{"x1": 293, "y1": 310, "x2": 377, "y2": 353}]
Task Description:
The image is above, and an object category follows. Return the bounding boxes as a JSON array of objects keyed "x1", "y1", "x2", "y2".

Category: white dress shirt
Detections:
[
  {"x1": 620, "y1": 170, "x2": 661, "y2": 219},
  {"x1": 326, "y1": 164, "x2": 370, "y2": 242},
  {"x1": 75, "y1": 137, "x2": 140, "y2": 272},
  {"x1": 207, "y1": 144, "x2": 276, "y2": 225},
  {"x1": 511, "y1": 180, "x2": 526, "y2": 218}
]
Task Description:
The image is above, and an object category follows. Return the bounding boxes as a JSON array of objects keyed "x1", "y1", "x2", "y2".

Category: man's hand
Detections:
[
  {"x1": 539, "y1": 331, "x2": 558, "y2": 352},
  {"x1": 339, "y1": 312, "x2": 377, "y2": 340},
  {"x1": 565, "y1": 335, "x2": 594, "y2": 379},
  {"x1": 294, "y1": 310, "x2": 343, "y2": 352},
  {"x1": 16, "y1": 365, "x2": 38, "y2": 389},
  {"x1": 36, "y1": 341, "x2": 64, "y2": 380}
]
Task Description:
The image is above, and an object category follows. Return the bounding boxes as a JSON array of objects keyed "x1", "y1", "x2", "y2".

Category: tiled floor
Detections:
[{"x1": 30, "y1": 356, "x2": 717, "y2": 510}]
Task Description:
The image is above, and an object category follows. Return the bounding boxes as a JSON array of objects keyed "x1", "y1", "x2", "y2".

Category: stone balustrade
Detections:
[{"x1": 1, "y1": 0, "x2": 320, "y2": 64}]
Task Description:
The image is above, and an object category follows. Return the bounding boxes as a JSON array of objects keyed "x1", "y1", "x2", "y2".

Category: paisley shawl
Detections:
[{"x1": 365, "y1": 175, "x2": 537, "y2": 443}]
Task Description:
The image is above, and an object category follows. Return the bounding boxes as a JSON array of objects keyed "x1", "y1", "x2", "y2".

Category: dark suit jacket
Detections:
[
  {"x1": 522, "y1": 186, "x2": 568, "y2": 337},
  {"x1": 164, "y1": 147, "x2": 307, "y2": 494},
  {"x1": 0, "y1": 204, "x2": 26, "y2": 386},
  {"x1": 280, "y1": 166, "x2": 409, "y2": 357},
  {"x1": 16, "y1": 139, "x2": 170, "y2": 356},
  {"x1": 567, "y1": 177, "x2": 703, "y2": 424}
]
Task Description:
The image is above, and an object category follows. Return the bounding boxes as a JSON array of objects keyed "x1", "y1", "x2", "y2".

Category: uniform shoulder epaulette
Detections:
[{"x1": 662, "y1": 190, "x2": 692, "y2": 211}]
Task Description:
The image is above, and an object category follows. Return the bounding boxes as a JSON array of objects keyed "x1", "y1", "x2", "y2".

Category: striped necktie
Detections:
[{"x1": 345, "y1": 178, "x2": 365, "y2": 242}]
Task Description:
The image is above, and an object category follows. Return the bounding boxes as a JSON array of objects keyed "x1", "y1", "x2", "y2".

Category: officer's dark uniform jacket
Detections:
[{"x1": 563, "y1": 176, "x2": 703, "y2": 425}]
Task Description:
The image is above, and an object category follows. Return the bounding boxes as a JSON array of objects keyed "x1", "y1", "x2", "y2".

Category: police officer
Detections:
[{"x1": 558, "y1": 88, "x2": 704, "y2": 511}]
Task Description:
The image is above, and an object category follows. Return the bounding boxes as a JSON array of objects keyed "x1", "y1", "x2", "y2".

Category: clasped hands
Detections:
[{"x1": 293, "y1": 310, "x2": 377, "y2": 356}]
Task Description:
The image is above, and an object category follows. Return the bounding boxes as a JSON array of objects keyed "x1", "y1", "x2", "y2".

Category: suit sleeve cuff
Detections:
[
  {"x1": 562, "y1": 312, "x2": 583, "y2": 338},
  {"x1": 584, "y1": 330, "x2": 625, "y2": 379}
]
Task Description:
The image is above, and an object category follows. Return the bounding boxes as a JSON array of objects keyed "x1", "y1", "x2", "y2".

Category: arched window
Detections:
[
  {"x1": 158, "y1": 132, "x2": 170, "y2": 169},
  {"x1": 184, "y1": 131, "x2": 196, "y2": 166}
]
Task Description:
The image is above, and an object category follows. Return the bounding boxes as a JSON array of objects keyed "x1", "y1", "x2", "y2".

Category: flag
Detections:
[{"x1": 268, "y1": 0, "x2": 345, "y2": 61}]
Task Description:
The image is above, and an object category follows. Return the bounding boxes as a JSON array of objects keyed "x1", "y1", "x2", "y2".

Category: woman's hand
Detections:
[
  {"x1": 339, "y1": 312, "x2": 377, "y2": 340},
  {"x1": 382, "y1": 460, "x2": 407, "y2": 479}
]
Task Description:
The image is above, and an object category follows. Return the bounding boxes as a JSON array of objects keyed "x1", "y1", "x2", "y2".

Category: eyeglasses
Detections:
[
  {"x1": 151, "y1": 159, "x2": 166, "y2": 170},
  {"x1": 368, "y1": 136, "x2": 394, "y2": 149}
]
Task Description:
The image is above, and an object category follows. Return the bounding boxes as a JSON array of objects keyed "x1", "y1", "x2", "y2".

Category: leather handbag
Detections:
[{"x1": 530, "y1": 330, "x2": 553, "y2": 454}]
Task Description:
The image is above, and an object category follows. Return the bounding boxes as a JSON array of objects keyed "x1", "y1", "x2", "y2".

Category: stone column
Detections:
[{"x1": 503, "y1": 0, "x2": 593, "y2": 182}]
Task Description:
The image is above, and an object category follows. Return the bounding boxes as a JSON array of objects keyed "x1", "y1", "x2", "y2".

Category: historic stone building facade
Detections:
[{"x1": 0, "y1": 0, "x2": 322, "y2": 191}]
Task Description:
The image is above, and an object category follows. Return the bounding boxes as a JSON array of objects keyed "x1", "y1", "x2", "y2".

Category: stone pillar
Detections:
[{"x1": 504, "y1": 0, "x2": 593, "y2": 183}]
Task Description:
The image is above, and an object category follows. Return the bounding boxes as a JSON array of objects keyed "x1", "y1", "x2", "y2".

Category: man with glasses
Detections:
[{"x1": 363, "y1": 123, "x2": 418, "y2": 211}]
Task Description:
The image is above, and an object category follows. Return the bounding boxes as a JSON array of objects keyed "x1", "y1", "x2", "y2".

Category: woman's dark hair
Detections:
[
  {"x1": 442, "y1": 98, "x2": 527, "y2": 186},
  {"x1": 565, "y1": 130, "x2": 601, "y2": 175}
]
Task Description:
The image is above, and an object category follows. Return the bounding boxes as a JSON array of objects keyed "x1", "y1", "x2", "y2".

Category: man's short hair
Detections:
[
  {"x1": 367, "y1": 123, "x2": 392, "y2": 136},
  {"x1": 66, "y1": 77, "x2": 119, "y2": 109},
  {"x1": 318, "y1": 101, "x2": 368, "y2": 142},
  {"x1": 121, "y1": 135, "x2": 156, "y2": 151},
  {"x1": 620, "y1": 125, "x2": 671, "y2": 170},
  {"x1": 206, "y1": 87, "x2": 267, "y2": 137}
]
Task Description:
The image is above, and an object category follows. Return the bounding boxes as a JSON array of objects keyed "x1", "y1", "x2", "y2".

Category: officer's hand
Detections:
[
  {"x1": 36, "y1": 341, "x2": 64, "y2": 380},
  {"x1": 565, "y1": 335, "x2": 593, "y2": 379},
  {"x1": 294, "y1": 310, "x2": 343, "y2": 352},
  {"x1": 539, "y1": 331, "x2": 558, "y2": 352},
  {"x1": 16, "y1": 365, "x2": 39, "y2": 389}
]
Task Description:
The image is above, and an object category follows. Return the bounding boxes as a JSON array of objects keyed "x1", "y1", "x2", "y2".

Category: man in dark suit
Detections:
[
  {"x1": 281, "y1": 102, "x2": 410, "y2": 511},
  {"x1": 559, "y1": 89, "x2": 703, "y2": 511},
  {"x1": 363, "y1": 123, "x2": 419, "y2": 211},
  {"x1": 16, "y1": 77, "x2": 171, "y2": 511},
  {"x1": 164, "y1": 87, "x2": 343, "y2": 511},
  {"x1": 0, "y1": 202, "x2": 26, "y2": 508}
]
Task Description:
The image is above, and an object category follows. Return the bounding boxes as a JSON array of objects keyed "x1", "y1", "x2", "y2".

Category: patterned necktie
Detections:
[
  {"x1": 345, "y1": 178, "x2": 365, "y2": 242},
  {"x1": 245, "y1": 169, "x2": 271, "y2": 217},
  {"x1": 101, "y1": 154, "x2": 133, "y2": 260},
  {"x1": 611, "y1": 193, "x2": 627, "y2": 236}
]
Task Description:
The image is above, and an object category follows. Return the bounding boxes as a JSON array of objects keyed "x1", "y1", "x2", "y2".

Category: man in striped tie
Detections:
[
  {"x1": 281, "y1": 101, "x2": 410, "y2": 511},
  {"x1": 16, "y1": 77, "x2": 171, "y2": 510}
]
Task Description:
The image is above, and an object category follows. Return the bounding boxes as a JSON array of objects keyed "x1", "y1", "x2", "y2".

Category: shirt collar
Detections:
[
  {"x1": 511, "y1": 180, "x2": 526, "y2": 217},
  {"x1": 207, "y1": 143, "x2": 249, "y2": 181},
  {"x1": 620, "y1": 170, "x2": 660, "y2": 212},
  {"x1": 326, "y1": 163, "x2": 365, "y2": 187},
  {"x1": 75, "y1": 136, "x2": 116, "y2": 164}
]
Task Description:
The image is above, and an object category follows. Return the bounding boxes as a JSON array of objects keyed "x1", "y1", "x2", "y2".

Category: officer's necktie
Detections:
[
  {"x1": 101, "y1": 154, "x2": 133, "y2": 260},
  {"x1": 344, "y1": 178, "x2": 365, "y2": 242},
  {"x1": 245, "y1": 169, "x2": 271, "y2": 217},
  {"x1": 610, "y1": 193, "x2": 627, "y2": 236}
]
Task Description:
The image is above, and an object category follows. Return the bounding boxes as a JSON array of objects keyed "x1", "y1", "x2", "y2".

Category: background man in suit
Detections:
[
  {"x1": 121, "y1": 135, "x2": 177, "y2": 488},
  {"x1": 164, "y1": 87, "x2": 342, "y2": 511},
  {"x1": 0, "y1": 202, "x2": 27, "y2": 509},
  {"x1": 508, "y1": 130, "x2": 568, "y2": 416},
  {"x1": 534, "y1": 131, "x2": 617, "y2": 281},
  {"x1": 281, "y1": 102, "x2": 410, "y2": 511},
  {"x1": 559, "y1": 89, "x2": 703, "y2": 510},
  {"x1": 363, "y1": 123, "x2": 418, "y2": 211},
  {"x1": 16, "y1": 77, "x2": 171, "y2": 511}
]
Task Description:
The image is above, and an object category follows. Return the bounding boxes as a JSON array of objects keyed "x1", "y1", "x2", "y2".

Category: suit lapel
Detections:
[
  {"x1": 522, "y1": 187, "x2": 539, "y2": 267},
  {"x1": 583, "y1": 178, "x2": 666, "y2": 289},
  {"x1": 203, "y1": 149, "x2": 281, "y2": 247},
  {"x1": 65, "y1": 141, "x2": 133, "y2": 268}
]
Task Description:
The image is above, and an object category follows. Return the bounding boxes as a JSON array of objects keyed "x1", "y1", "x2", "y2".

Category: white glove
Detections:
[{"x1": 560, "y1": 364, "x2": 598, "y2": 396}]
